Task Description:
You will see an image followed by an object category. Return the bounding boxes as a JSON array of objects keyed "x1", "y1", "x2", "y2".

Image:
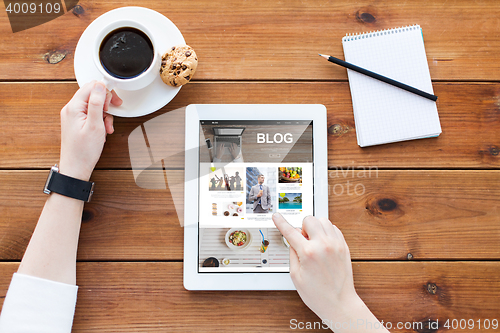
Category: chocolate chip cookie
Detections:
[{"x1": 160, "y1": 45, "x2": 198, "y2": 87}]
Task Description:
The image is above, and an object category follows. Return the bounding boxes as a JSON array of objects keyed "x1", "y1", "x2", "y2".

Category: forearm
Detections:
[
  {"x1": 323, "y1": 295, "x2": 389, "y2": 333},
  {"x1": 18, "y1": 192, "x2": 84, "y2": 285}
]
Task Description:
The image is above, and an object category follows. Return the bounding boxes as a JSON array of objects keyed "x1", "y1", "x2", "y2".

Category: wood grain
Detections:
[
  {"x1": 0, "y1": 82, "x2": 498, "y2": 169},
  {"x1": 0, "y1": 261, "x2": 498, "y2": 332},
  {"x1": 0, "y1": 1, "x2": 498, "y2": 330},
  {"x1": 0, "y1": 1, "x2": 499, "y2": 81},
  {"x1": 0, "y1": 170, "x2": 498, "y2": 261}
]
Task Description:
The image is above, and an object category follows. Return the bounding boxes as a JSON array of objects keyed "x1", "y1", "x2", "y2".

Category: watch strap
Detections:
[{"x1": 46, "y1": 171, "x2": 94, "y2": 202}]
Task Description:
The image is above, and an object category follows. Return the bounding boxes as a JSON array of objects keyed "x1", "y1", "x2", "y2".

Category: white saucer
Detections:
[{"x1": 74, "y1": 7, "x2": 185, "y2": 117}]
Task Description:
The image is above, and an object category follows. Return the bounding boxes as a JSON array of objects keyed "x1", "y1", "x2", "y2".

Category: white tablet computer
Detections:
[{"x1": 184, "y1": 104, "x2": 328, "y2": 290}]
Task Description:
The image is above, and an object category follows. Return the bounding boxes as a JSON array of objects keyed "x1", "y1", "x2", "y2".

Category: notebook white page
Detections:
[{"x1": 342, "y1": 25, "x2": 441, "y2": 147}]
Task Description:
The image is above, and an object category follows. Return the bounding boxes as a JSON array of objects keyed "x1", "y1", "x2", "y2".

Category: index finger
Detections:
[{"x1": 272, "y1": 213, "x2": 307, "y2": 250}]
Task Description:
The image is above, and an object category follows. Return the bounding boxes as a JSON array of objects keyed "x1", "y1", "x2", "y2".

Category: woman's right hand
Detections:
[{"x1": 272, "y1": 213, "x2": 387, "y2": 332}]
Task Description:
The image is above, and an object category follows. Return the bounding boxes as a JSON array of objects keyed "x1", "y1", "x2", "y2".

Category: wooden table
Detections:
[{"x1": 1, "y1": 1, "x2": 499, "y2": 331}]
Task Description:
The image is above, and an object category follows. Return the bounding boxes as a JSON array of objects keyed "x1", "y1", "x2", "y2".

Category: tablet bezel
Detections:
[{"x1": 184, "y1": 104, "x2": 328, "y2": 290}]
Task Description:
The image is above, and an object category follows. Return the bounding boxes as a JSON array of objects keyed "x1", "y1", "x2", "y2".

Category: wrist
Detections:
[
  {"x1": 322, "y1": 294, "x2": 366, "y2": 331},
  {"x1": 324, "y1": 295, "x2": 388, "y2": 333},
  {"x1": 58, "y1": 161, "x2": 93, "y2": 182}
]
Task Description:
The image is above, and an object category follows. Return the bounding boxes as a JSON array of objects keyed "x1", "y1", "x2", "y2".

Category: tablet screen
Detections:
[{"x1": 198, "y1": 120, "x2": 314, "y2": 272}]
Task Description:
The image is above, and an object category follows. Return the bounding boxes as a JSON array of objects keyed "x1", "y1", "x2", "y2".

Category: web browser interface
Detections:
[{"x1": 198, "y1": 120, "x2": 314, "y2": 272}]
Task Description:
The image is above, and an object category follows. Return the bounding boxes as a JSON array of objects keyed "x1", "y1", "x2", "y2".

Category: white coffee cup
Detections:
[{"x1": 93, "y1": 20, "x2": 159, "y2": 91}]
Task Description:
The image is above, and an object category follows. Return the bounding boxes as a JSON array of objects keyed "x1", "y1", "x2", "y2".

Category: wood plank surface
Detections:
[
  {"x1": 1, "y1": 0, "x2": 498, "y2": 331},
  {"x1": 1, "y1": 170, "x2": 498, "y2": 261},
  {"x1": 0, "y1": 1, "x2": 499, "y2": 81},
  {"x1": 0, "y1": 261, "x2": 498, "y2": 332},
  {"x1": 1, "y1": 82, "x2": 499, "y2": 169}
]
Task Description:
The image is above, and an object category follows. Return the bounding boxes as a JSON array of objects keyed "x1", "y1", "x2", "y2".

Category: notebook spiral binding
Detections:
[{"x1": 342, "y1": 24, "x2": 421, "y2": 43}]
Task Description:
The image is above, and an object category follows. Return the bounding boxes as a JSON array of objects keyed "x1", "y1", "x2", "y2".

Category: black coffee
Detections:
[{"x1": 99, "y1": 27, "x2": 154, "y2": 79}]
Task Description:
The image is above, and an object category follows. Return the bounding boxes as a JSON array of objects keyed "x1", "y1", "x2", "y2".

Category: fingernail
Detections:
[
  {"x1": 272, "y1": 212, "x2": 281, "y2": 221},
  {"x1": 94, "y1": 83, "x2": 105, "y2": 93}
]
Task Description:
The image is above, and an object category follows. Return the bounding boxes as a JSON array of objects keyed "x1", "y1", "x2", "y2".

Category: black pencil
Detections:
[{"x1": 319, "y1": 54, "x2": 437, "y2": 101}]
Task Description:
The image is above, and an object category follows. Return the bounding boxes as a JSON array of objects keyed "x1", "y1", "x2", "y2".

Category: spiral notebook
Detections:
[{"x1": 342, "y1": 25, "x2": 441, "y2": 147}]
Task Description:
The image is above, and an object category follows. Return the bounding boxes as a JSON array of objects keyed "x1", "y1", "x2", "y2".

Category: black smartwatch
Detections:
[{"x1": 43, "y1": 165, "x2": 95, "y2": 202}]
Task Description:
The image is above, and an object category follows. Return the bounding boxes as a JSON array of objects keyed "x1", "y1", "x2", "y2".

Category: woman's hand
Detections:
[
  {"x1": 215, "y1": 142, "x2": 225, "y2": 159},
  {"x1": 59, "y1": 81, "x2": 122, "y2": 181},
  {"x1": 228, "y1": 142, "x2": 241, "y2": 159},
  {"x1": 273, "y1": 213, "x2": 369, "y2": 329}
]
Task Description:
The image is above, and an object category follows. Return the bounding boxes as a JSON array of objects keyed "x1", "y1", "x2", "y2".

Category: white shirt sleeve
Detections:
[{"x1": 0, "y1": 273, "x2": 78, "y2": 333}]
